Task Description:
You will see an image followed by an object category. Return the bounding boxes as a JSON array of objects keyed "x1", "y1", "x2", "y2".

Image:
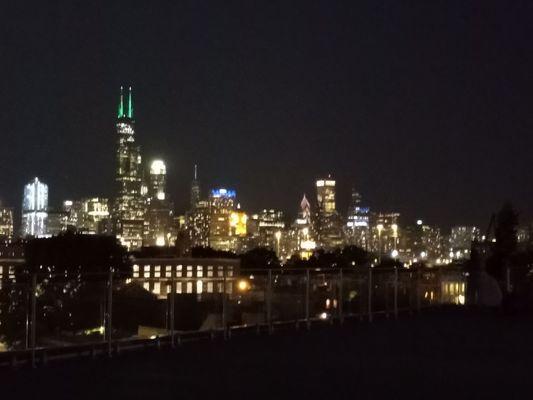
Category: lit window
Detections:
[
  {"x1": 176, "y1": 265, "x2": 182, "y2": 277},
  {"x1": 165, "y1": 265, "x2": 172, "y2": 278},
  {"x1": 153, "y1": 282, "x2": 161, "y2": 294},
  {"x1": 187, "y1": 265, "x2": 193, "y2": 278},
  {"x1": 197, "y1": 266, "x2": 203, "y2": 278},
  {"x1": 143, "y1": 282, "x2": 150, "y2": 291},
  {"x1": 196, "y1": 280, "x2": 203, "y2": 294},
  {"x1": 133, "y1": 264, "x2": 139, "y2": 272},
  {"x1": 207, "y1": 266, "x2": 213, "y2": 277},
  {"x1": 186, "y1": 282, "x2": 193, "y2": 294},
  {"x1": 207, "y1": 282, "x2": 213, "y2": 293},
  {"x1": 176, "y1": 282, "x2": 182, "y2": 294}
]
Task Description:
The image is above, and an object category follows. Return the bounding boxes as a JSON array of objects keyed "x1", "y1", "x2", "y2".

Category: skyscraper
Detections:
[
  {"x1": 0, "y1": 202, "x2": 14, "y2": 240},
  {"x1": 144, "y1": 159, "x2": 174, "y2": 246},
  {"x1": 346, "y1": 189, "x2": 370, "y2": 250},
  {"x1": 316, "y1": 177, "x2": 336, "y2": 213},
  {"x1": 209, "y1": 188, "x2": 236, "y2": 251},
  {"x1": 113, "y1": 86, "x2": 145, "y2": 249},
  {"x1": 190, "y1": 164, "x2": 200, "y2": 209},
  {"x1": 21, "y1": 177, "x2": 48, "y2": 237},
  {"x1": 64, "y1": 198, "x2": 110, "y2": 234},
  {"x1": 315, "y1": 176, "x2": 343, "y2": 250}
]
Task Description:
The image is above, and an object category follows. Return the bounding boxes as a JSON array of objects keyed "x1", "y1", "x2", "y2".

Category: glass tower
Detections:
[{"x1": 21, "y1": 177, "x2": 48, "y2": 237}]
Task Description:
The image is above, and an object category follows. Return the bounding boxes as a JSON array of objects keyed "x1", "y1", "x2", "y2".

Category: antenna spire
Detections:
[
  {"x1": 118, "y1": 86, "x2": 124, "y2": 118},
  {"x1": 127, "y1": 86, "x2": 133, "y2": 119}
]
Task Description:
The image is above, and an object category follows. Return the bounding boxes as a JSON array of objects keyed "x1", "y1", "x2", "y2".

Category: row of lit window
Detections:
[
  {"x1": 442, "y1": 282, "x2": 465, "y2": 295},
  {"x1": 0, "y1": 265, "x2": 15, "y2": 276},
  {"x1": 143, "y1": 280, "x2": 232, "y2": 295},
  {"x1": 132, "y1": 264, "x2": 234, "y2": 279}
]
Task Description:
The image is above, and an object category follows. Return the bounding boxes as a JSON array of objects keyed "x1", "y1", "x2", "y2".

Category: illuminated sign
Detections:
[{"x1": 211, "y1": 188, "x2": 236, "y2": 198}]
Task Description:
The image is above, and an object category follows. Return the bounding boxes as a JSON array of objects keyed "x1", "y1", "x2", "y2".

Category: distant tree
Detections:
[
  {"x1": 284, "y1": 246, "x2": 371, "y2": 270},
  {"x1": 113, "y1": 283, "x2": 162, "y2": 334},
  {"x1": 24, "y1": 232, "x2": 130, "y2": 276},
  {"x1": 494, "y1": 202, "x2": 519, "y2": 258},
  {"x1": 3, "y1": 233, "x2": 132, "y2": 344},
  {"x1": 190, "y1": 246, "x2": 237, "y2": 259},
  {"x1": 487, "y1": 202, "x2": 519, "y2": 280},
  {"x1": 240, "y1": 247, "x2": 280, "y2": 270},
  {"x1": 338, "y1": 245, "x2": 371, "y2": 268},
  {"x1": 375, "y1": 256, "x2": 404, "y2": 269}
]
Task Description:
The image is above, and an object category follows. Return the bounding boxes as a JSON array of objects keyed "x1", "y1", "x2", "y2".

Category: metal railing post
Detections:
[
  {"x1": 25, "y1": 284, "x2": 30, "y2": 350},
  {"x1": 305, "y1": 269, "x2": 310, "y2": 329},
  {"x1": 339, "y1": 269, "x2": 344, "y2": 325},
  {"x1": 437, "y1": 267, "x2": 442, "y2": 305},
  {"x1": 368, "y1": 267, "x2": 373, "y2": 323},
  {"x1": 222, "y1": 266, "x2": 228, "y2": 340},
  {"x1": 106, "y1": 268, "x2": 113, "y2": 357},
  {"x1": 267, "y1": 269, "x2": 272, "y2": 334},
  {"x1": 170, "y1": 277, "x2": 175, "y2": 348},
  {"x1": 30, "y1": 273, "x2": 37, "y2": 368},
  {"x1": 416, "y1": 267, "x2": 421, "y2": 313},
  {"x1": 506, "y1": 265, "x2": 511, "y2": 294},
  {"x1": 394, "y1": 266, "x2": 398, "y2": 319}
]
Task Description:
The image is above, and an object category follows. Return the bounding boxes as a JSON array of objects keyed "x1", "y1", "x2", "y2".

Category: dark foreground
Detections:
[{"x1": 2, "y1": 308, "x2": 532, "y2": 399}]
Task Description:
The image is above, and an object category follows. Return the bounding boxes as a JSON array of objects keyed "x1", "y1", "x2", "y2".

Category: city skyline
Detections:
[{"x1": 2, "y1": 2, "x2": 533, "y2": 230}]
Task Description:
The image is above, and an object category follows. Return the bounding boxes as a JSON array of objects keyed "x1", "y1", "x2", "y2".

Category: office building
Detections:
[
  {"x1": 209, "y1": 188, "x2": 236, "y2": 251},
  {"x1": 449, "y1": 226, "x2": 480, "y2": 259},
  {"x1": 144, "y1": 160, "x2": 174, "y2": 246},
  {"x1": 113, "y1": 87, "x2": 145, "y2": 249},
  {"x1": 370, "y1": 212, "x2": 400, "y2": 259},
  {"x1": 21, "y1": 177, "x2": 48, "y2": 237},
  {"x1": 345, "y1": 189, "x2": 370, "y2": 250},
  {"x1": 0, "y1": 203, "x2": 14, "y2": 240},
  {"x1": 314, "y1": 176, "x2": 343, "y2": 250}
]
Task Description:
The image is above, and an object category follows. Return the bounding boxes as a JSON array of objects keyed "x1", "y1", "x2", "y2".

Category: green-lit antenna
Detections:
[
  {"x1": 128, "y1": 86, "x2": 133, "y2": 119},
  {"x1": 118, "y1": 86, "x2": 124, "y2": 118}
]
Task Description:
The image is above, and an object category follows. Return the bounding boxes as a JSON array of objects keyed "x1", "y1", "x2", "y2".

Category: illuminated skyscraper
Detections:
[
  {"x1": 249, "y1": 209, "x2": 285, "y2": 249},
  {"x1": 113, "y1": 86, "x2": 145, "y2": 249},
  {"x1": 144, "y1": 160, "x2": 174, "y2": 246},
  {"x1": 209, "y1": 188, "x2": 236, "y2": 251},
  {"x1": 0, "y1": 202, "x2": 14, "y2": 239},
  {"x1": 288, "y1": 194, "x2": 317, "y2": 260},
  {"x1": 345, "y1": 189, "x2": 370, "y2": 250},
  {"x1": 449, "y1": 226, "x2": 480, "y2": 259},
  {"x1": 190, "y1": 164, "x2": 200, "y2": 209},
  {"x1": 186, "y1": 200, "x2": 210, "y2": 248},
  {"x1": 315, "y1": 176, "x2": 343, "y2": 250},
  {"x1": 21, "y1": 177, "x2": 48, "y2": 237},
  {"x1": 63, "y1": 198, "x2": 110, "y2": 234},
  {"x1": 316, "y1": 177, "x2": 336, "y2": 213}
]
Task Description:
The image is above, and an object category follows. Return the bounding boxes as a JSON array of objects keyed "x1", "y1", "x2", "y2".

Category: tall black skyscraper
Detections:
[
  {"x1": 190, "y1": 164, "x2": 200, "y2": 209},
  {"x1": 113, "y1": 86, "x2": 145, "y2": 249}
]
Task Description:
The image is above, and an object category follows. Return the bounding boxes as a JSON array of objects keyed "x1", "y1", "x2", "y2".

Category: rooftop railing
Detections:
[{"x1": 0, "y1": 266, "x2": 466, "y2": 368}]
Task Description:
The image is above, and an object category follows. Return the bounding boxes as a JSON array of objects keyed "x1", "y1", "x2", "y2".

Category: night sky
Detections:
[{"x1": 1, "y1": 1, "x2": 533, "y2": 230}]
